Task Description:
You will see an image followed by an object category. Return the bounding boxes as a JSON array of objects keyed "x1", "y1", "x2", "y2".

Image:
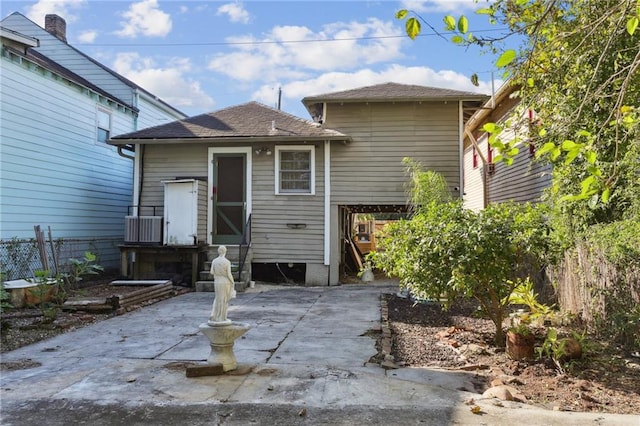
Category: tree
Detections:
[
  {"x1": 397, "y1": 1, "x2": 640, "y2": 231},
  {"x1": 370, "y1": 163, "x2": 550, "y2": 346}
]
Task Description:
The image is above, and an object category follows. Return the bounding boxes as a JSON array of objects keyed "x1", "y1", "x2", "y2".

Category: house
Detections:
[
  {"x1": 0, "y1": 13, "x2": 185, "y2": 279},
  {"x1": 462, "y1": 82, "x2": 551, "y2": 211},
  {"x1": 108, "y1": 83, "x2": 488, "y2": 286}
]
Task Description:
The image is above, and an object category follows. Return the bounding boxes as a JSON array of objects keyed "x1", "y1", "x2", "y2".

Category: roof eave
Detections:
[
  {"x1": 302, "y1": 95, "x2": 489, "y2": 105},
  {"x1": 108, "y1": 134, "x2": 351, "y2": 146},
  {"x1": 464, "y1": 83, "x2": 521, "y2": 135}
]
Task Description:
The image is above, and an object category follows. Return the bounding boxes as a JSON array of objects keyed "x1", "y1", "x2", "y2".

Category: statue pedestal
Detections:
[{"x1": 199, "y1": 322, "x2": 251, "y2": 372}]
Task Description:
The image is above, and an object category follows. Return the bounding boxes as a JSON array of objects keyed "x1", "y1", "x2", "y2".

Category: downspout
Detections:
[
  {"x1": 117, "y1": 146, "x2": 134, "y2": 160},
  {"x1": 324, "y1": 140, "x2": 331, "y2": 271},
  {"x1": 134, "y1": 144, "x2": 144, "y2": 215},
  {"x1": 458, "y1": 101, "x2": 464, "y2": 199}
]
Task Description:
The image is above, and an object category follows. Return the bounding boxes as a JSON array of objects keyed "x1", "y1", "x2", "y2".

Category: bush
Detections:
[{"x1": 371, "y1": 199, "x2": 551, "y2": 346}]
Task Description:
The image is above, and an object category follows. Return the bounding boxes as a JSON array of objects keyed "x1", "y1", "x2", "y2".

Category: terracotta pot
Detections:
[
  {"x1": 24, "y1": 283, "x2": 59, "y2": 306},
  {"x1": 506, "y1": 330, "x2": 535, "y2": 360}
]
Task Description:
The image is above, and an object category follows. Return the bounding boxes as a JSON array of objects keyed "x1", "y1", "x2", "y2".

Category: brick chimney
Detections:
[{"x1": 45, "y1": 14, "x2": 67, "y2": 42}]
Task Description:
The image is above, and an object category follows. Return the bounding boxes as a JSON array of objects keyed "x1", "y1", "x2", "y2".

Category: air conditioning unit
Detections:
[{"x1": 125, "y1": 216, "x2": 163, "y2": 243}]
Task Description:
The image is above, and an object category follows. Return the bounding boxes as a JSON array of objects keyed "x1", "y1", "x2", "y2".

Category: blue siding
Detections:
[
  {"x1": 0, "y1": 52, "x2": 135, "y2": 268},
  {"x1": 1, "y1": 14, "x2": 184, "y2": 272},
  {"x1": 1, "y1": 13, "x2": 135, "y2": 105}
]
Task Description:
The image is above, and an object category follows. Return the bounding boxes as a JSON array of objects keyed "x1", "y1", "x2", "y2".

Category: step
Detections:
[
  {"x1": 199, "y1": 267, "x2": 247, "y2": 282},
  {"x1": 195, "y1": 281, "x2": 247, "y2": 293}
]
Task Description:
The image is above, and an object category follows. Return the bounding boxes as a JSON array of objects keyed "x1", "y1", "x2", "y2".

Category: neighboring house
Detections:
[
  {"x1": 0, "y1": 13, "x2": 185, "y2": 278},
  {"x1": 109, "y1": 83, "x2": 488, "y2": 286},
  {"x1": 462, "y1": 82, "x2": 551, "y2": 211}
]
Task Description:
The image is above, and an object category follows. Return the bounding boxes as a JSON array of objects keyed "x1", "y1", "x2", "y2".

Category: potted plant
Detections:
[{"x1": 506, "y1": 322, "x2": 535, "y2": 360}]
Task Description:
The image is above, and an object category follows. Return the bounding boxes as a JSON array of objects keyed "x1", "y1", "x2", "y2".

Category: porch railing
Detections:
[{"x1": 237, "y1": 214, "x2": 252, "y2": 281}]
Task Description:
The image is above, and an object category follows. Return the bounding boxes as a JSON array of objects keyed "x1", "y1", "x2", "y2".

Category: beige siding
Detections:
[
  {"x1": 487, "y1": 116, "x2": 551, "y2": 204},
  {"x1": 487, "y1": 148, "x2": 551, "y2": 203},
  {"x1": 141, "y1": 144, "x2": 209, "y2": 208},
  {"x1": 196, "y1": 180, "x2": 208, "y2": 242},
  {"x1": 251, "y1": 144, "x2": 325, "y2": 264},
  {"x1": 325, "y1": 102, "x2": 461, "y2": 205},
  {"x1": 140, "y1": 142, "x2": 326, "y2": 263}
]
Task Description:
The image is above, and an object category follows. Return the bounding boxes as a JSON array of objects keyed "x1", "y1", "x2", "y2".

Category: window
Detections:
[
  {"x1": 97, "y1": 108, "x2": 111, "y2": 142},
  {"x1": 275, "y1": 146, "x2": 315, "y2": 195},
  {"x1": 472, "y1": 146, "x2": 478, "y2": 169}
]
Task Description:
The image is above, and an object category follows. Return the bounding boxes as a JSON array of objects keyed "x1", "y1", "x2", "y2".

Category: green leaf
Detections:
[
  {"x1": 476, "y1": 8, "x2": 493, "y2": 15},
  {"x1": 496, "y1": 50, "x2": 516, "y2": 68},
  {"x1": 470, "y1": 73, "x2": 479, "y2": 87},
  {"x1": 585, "y1": 151, "x2": 597, "y2": 164},
  {"x1": 405, "y1": 18, "x2": 421, "y2": 40},
  {"x1": 561, "y1": 140, "x2": 578, "y2": 150},
  {"x1": 601, "y1": 187, "x2": 611, "y2": 203},
  {"x1": 451, "y1": 35, "x2": 464, "y2": 44},
  {"x1": 493, "y1": 154, "x2": 503, "y2": 163},
  {"x1": 536, "y1": 142, "x2": 556, "y2": 156},
  {"x1": 458, "y1": 16, "x2": 469, "y2": 34},
  {"x1": 506, "y1": 147, "x2": 520, "y2": 156},
  {"x1": 396, "y1": 9, "x2": 409, "y2": 20},
  {"x1": 564, "y1": 149, "x2": 580, "y2": 165},
  {"x1": 538, "y1": 128, "x2": 547, "y2": 137},
  {"x1": 580, "y1": 175, "x2": 596, "y2": 193},
  {"x1": 483, "y1": 122, "x2": 498, "y2": 133},
  {"x1": 627, "y1": 17, "x2": 639, "y2": 35},
  {"x1": 587, "y1": 166, "x2": 603, "y2": 177},
  {"x1": 444, "y1": 15, "x2": 456, "y2": 31},
  {"x1": 526, "y1": 77, "x2": 534, "y2": 88},
  {"x1": 504, "y1": 157, "x2": 514, "y2": 166},
  {"x1": 562, "y1": 193, "x2": 587, "y2": 202}
]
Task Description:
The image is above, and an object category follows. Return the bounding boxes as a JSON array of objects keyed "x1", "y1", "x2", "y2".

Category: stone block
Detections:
[{"x1": 185, "y1": 363, "x2": 224, "y2": 377}]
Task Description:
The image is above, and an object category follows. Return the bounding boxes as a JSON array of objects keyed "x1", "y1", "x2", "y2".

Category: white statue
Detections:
[{"x1": 209, "y1": 245, "x2": 236, "y2": 324}]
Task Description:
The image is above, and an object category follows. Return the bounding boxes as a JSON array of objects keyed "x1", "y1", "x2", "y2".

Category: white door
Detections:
[{"x1": 164, "y1": 180, "x2": 197, "y2": 245}]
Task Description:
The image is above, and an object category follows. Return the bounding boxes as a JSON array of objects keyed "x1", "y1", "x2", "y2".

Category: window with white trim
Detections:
[
  {"x1": 97, "y1": 108, "x2": 111, "y2": 143},
  {"x1": 275, "y1": 146, "x2": 315, "y2": 195}
]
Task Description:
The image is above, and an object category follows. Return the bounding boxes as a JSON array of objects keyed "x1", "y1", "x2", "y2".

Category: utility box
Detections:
[{"x1": 162, "y1": 179, "x2": 208, "y2": 246}]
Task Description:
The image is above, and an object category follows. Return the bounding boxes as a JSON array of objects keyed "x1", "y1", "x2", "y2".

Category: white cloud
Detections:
[
  {"x1": 77, "y1": 30, "x2": 97, "y2": 43},
  {"x1": 207, "y1": 18, "x2": 403, "y2": 82},
  {"x1": 399, "y1": 0, "x2": 482, "y2": 13},
  {"x1": 115, "y1": 0, "x2": 172, "y2": 38},
  {"x1": 252, "y1": 65, "x2": 495, "y2": 115},
  {"x1": 216, "y1": 2, "x2": 250, "y2": 24},
  {"x1": 26, "y1": 0, "x2": 86, "y2": 25},
  {"x1": 112, "y1": 53, "x2": 214, "y2": 110}
]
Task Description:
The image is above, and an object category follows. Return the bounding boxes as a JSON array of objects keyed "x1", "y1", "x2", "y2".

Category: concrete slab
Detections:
[
  {"x1": 270, "y1": 334, "x2": 377, "y2": 367},
  {"x1": 1, "y1": 282, "x2": 638, "y2": 426}
]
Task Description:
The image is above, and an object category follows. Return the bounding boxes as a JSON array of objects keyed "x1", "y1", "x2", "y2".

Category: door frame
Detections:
[{"x1": 207, "y1": 147, "x2": 252, "y2": 246}]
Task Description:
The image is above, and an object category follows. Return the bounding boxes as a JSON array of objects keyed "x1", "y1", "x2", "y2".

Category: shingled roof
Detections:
[
  {"x1": 302, "y1": 82, "x2": 488, "y2": 104},
  {"x1": 110, "y1": 102, "x2": 349, "y2": 145}
]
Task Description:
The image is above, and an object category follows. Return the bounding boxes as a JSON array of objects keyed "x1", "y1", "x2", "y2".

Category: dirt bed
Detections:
[
  {"x1": 1, "y1": 280, "x2": 187, "y2": 354},
  {"x1": 385, "y1": 293, "x2": 640, "y2": 415}
]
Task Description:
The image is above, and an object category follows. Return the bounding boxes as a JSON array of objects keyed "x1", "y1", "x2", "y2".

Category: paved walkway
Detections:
[{"x1": 1, "y1": 282, "x2": 638, "y2": 425}]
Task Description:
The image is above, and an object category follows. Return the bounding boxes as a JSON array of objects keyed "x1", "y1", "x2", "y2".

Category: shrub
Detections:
[{"x1": 371, "y1": 198, "x2": 551, "y2": 346}]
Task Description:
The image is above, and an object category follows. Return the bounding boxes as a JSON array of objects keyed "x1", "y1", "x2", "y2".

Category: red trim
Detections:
[{"x1": 472, "y1": 146, "x2": 478, "y2": 168}]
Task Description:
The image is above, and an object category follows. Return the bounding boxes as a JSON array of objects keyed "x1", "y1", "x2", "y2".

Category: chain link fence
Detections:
[{"x1": 0, "y1": 237, "x2": 119, "y2": 281}]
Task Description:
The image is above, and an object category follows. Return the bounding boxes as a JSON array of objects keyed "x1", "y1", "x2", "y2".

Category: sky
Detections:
[{"x1": 2, "y1": 0, "x2": 513, "y2": 119}]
